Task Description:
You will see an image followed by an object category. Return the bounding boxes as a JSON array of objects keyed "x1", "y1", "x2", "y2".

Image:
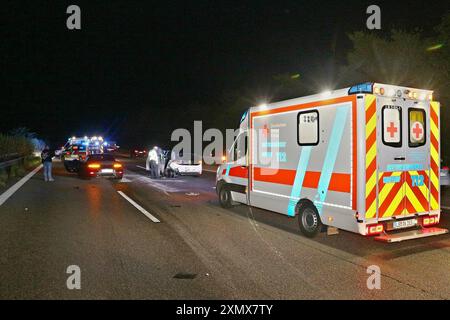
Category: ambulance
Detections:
[
  {"x1": 62, "y1": 136, "x2": 105, "y2": 172},
  {"x1": 216, "y1": 83, "x2": 448, "y2": 242}
]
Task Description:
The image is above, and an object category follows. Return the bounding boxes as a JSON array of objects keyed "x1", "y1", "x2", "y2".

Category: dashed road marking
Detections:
[{"x1": 117, "y1": 191, "x2": 160, "y2": 223}]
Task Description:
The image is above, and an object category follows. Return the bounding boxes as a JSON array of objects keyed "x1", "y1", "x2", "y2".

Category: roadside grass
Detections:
[
  {"x1": 0, "y1": 156, "x2": 41, "y2": 188},
  {"x1": 0, "y1": 133, "x2": 40, "y2": 188},
  {"x1": 0, "y1": 169, "x2": 7, "y2": 188}
]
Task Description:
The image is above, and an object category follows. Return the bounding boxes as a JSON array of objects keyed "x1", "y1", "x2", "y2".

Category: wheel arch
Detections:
[{"x1": 295, "y1": 198, "x2": 319, "y2": 219}]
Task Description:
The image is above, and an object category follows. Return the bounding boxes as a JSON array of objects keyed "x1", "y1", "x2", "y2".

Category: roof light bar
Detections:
[{"x1": 348, "y1": 82, "x2": 374, "y2": 95}]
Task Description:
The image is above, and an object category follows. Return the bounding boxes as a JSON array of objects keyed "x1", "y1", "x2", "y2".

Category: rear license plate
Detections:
[
  {"x1": 101, "y1": 169, "x2": 113, "y2": 174},
  {"x1": 393, "y1": 219, "x2": 417, "y2": 230}
]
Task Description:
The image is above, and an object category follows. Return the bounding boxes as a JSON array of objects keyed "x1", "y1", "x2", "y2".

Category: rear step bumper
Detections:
[{"x1": 375, "y1": 227, "x2": 448, "y2": 243}]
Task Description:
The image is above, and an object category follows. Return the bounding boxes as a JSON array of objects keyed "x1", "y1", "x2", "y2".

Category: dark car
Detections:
[
  {"x1": 78, "y1": 154, "x2": 124, "y2": 179},
  {"x1": 130, "y1": 148, "x2": 147, "y2": 158}
]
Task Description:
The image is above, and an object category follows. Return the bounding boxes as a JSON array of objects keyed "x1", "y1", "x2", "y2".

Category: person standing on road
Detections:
[
  {"x1": 41, "y1": 145, "x2": 54, "y2": 182},
  {"x1": 147, "y1": 146, "x2": 160, "y2": 179}
]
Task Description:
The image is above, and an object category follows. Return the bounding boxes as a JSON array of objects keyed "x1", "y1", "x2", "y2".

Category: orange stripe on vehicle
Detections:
[
  {"x1": 430, "y1": 108, "x2": 438, "y2": 126},
  {"x1": 253, "y1": 168, "x2": 351, "y2": 193},
  {"x1": 254, "y1": 168, "x2": 295, "y2": 185},
  {"x1": 366, "y1": 187, "x2": 377, "y2": 211},
  {"x1": 228, "y1": 166, "x2": 248, "y2": 178},
  {"x1": 365, "y1": 95, "x2": 377, "y2": 219},
  {"x1": 404, "y1": 197, "x2": 416, "y2": 215},
  {"x1": 430, "y1": 184, "x2": 439, "y2": 204},
  {"x1": 405, "y1": 173, "x2": 429, "y2": 212},
  {"x1": 352, "y1": 102, "x2": 358, "y2": 210},
  {"x1": 378, "y1": 177, "x2": 403, "y2": 216},
  {"x1": 302, "y1": 171, "x2": 321, "y2": 189},
  {"x1": 366, "y1": 158, "x2": 377, "y2": 180},
  {"x1": 430, "y1": 101, "x2": 440, "y2": 210},
  {"x1": 366, "y1": 100, "x2": 376, "y2": 121},
  {"x1": 366, "y1": 130, "x2": 376, "y2": 151},
  {"x1": 430, "y1": 133, "x2": 438, "y2": 150},
  {"x1": 430, "y1": 160, "x2": 439, "y2": 175}
]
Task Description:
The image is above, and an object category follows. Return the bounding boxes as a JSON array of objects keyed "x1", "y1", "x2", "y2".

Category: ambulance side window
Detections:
[
  {"x1": 297, "y1": 110, "x2": 319, "y2": 146},
  {"x1": 233, "y1": 133, "x2": 247, "y2": 163},
  {"x1": 382, "y1": 106, "x2": 402, "y2": 148},
  {"x1": 408, "y1": 108, "x2": 426, "y2": 148}
]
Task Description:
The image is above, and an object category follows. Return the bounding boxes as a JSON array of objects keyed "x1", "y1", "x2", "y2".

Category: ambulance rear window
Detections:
[
  {"x1": 408, "y1": 108, "x2": 426, "y2": 148},
  {"x1": 382, "y1": 106, "x2": 402, "y2": 148}
]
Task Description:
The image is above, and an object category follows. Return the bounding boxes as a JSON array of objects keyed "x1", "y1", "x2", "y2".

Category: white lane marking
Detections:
[
  {"x1": 0, "y1": 165, "x2": 43, "y2": 207},
  {"x1": 119, "y1": 177, "x2": 132, "y2": 183},
  {"x1": 136, "y1": 165, "x2": 147, "y2": 170},
  {"x1": 117, "y1": 191, "x2": 160, "y2": 223},
  {"x1": 442, "y1": 206, "x2": 450, "y2": 211}
]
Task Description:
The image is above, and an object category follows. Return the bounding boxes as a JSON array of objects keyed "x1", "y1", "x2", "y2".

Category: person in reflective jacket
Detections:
[{"x1": 146, "y1": 146, "x2": 160, "y2": 178}]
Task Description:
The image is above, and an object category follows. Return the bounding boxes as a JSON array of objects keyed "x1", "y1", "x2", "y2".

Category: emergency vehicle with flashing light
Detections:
[
  {"x1": 216, "y1": 82, "x2": 448, "y2": 242},
  {"x1": 62, "y1": 136, "x2": 107, "y2": 172}
]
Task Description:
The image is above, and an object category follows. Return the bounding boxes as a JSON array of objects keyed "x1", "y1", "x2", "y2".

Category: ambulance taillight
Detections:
[
  {"x1": 366, "y1": 223, "x2": 384, "y2": 236},
  {"x1": 422, "y1": 215, "x2": 439, "y2": 227}
]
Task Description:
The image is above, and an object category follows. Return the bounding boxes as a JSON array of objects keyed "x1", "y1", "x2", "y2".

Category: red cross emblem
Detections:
[
  {"x1": 386, "y1": 122, "x2": 398, "y2": 138},
  {"x1": 411, "y1": 121, "x2": 424, "y2": 142}
]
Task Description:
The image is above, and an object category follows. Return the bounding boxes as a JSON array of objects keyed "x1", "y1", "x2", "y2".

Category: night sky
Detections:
[{"x1": 1, "y1": 0, "x2": 449, "y2": 147}]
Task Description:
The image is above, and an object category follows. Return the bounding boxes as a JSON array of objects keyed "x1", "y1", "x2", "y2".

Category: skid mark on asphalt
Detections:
[{"x1": 123, "y1": 173, "x2": 182, "y2": 194}]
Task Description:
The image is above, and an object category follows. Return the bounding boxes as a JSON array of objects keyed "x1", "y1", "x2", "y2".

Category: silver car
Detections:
[{"x1": 441, "y1": 165, "x2": 449, "y2": 186}]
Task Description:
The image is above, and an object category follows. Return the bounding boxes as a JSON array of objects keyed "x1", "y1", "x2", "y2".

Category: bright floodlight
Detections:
[
  {"x1": 320, "y1": 90, "x2": 332, "y2": 98},
  {"x1": 258, "y1": 103, "x2": 268, "y2": 110}
]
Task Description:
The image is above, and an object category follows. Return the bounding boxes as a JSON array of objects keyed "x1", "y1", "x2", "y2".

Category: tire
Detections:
[
  {"x1": 297, "y1": 201, "x2": 322, "y2": 238},
  {"x1": 219, "y1": 186, "x2": 232, "y2": 208},
  {"x1": 64, "y1": 162, "x2": 73, "y2": 172}
]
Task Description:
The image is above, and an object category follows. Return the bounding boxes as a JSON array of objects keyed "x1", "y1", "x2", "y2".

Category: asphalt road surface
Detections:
[{"x1": 0, "y1": 157, "x2": 449, "y2": 299}]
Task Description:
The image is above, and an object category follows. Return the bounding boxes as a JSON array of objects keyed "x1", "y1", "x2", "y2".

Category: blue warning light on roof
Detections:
[{"x1": 348, "y1": 82, "x2": 374, "y2": 95}]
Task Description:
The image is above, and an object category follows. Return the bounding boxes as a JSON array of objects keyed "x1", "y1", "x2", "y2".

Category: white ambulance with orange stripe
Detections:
[{"x1": 216, "y1": 82, "x2": 448, "y2": 242}]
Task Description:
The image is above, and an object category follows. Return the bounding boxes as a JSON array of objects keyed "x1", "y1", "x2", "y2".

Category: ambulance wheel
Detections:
[
  {"x1": 219, "y1": 187, "x2": 232, "y2": 209},
  {"x1": 297, "y1": 201, "x2": 321, "y2": 238}
]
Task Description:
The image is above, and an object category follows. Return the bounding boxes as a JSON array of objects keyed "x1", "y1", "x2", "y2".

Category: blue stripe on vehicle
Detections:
[
  {"x1": 262, "y1": 142, "x2": 287, "y2": 148},
  {"x1": 287, "y1": 146, "x2": 312, "y2": 216},
  {"x1": 225, "y1": 164, "x2": 231, "y2": 176},
  {"x1": 386, "y1": 163, "x2": 424, "y2": 172},
  {"x1": 314, "y1": 106, "x2": 349, "y2": 215}
]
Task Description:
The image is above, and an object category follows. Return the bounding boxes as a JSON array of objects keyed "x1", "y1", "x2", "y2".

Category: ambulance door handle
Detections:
[{"x1": 394, "y1": 157, "x2": 405, "y2": 161}]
